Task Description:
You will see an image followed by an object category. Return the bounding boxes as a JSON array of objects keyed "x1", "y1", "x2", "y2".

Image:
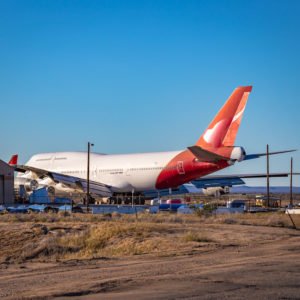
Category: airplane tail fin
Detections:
[
  {"x1": 8, "y1": 154, "x2": 18, "y2": 166},
  {"x1": 196, "y1": 86, "x2": 252, "y2": 149}
]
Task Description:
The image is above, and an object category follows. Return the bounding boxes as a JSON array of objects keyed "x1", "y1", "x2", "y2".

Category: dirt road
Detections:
[{"x1": 1, "y1": 222, "x2": 299, "y2": 299}]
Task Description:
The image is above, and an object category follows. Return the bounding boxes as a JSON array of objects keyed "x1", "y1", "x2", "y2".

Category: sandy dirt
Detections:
[{"x1": 0, "y1": 216, "x2": 300, "y2": 299}]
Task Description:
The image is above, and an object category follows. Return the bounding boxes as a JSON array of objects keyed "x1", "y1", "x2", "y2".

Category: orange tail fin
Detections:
[{"x1": 196, "y1": 86, "x2": 252, "y2": 149}]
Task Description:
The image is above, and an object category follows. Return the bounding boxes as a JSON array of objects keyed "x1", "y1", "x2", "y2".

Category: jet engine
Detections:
[
  {"x1": 46, "y1": 186, "x2": 55, "y2": 195},
  {"x1": 202, "y1": 186, "x2": 230, "y2": 197},
  {"x1": 23, "y1": 179, "x2": 39, "y2": 192}
]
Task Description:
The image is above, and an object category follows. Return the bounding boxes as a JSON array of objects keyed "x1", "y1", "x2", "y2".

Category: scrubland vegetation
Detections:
[{"x1": 0, "y1": 211, "x2": 299, "y2": 265}]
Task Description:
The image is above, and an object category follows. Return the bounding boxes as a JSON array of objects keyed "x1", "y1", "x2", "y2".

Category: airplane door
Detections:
[
  {"x1": 124, "y1": 164, "x2": 130, "y2": 176},
  {"x1": 177, "y1": 161, "x2": 185, "y2": 175},
  {"x1": 92, "y1": 166, "x2": 97, "y2": 178}
]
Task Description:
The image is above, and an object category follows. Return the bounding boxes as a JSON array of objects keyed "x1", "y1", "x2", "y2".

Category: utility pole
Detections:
[
  {"x1": 131, "y1": 188, "x2": 134, "y2": 208},
  {"x1": 290, "y1": 157, "x2": 293, "y2": 207},
  {"x1": 87, "y1": 142, "x2": 94, "y2": 212},
  {"x1": 169, "y1": 188, "x2": 172, "y2": 212},
  {"x1": 266, "y1": 144, "x2": 270, "y2": 208}
]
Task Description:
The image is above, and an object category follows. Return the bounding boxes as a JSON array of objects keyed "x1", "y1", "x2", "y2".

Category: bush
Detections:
[
  {"x1": 266, "y1": 215, "x2": 287, "y2": 227},
  {"x1": 58, "y1": 210, "x2": 70, "y2": 217},
  {"x1": 21, "y1": 237, "x2": 80, "y2": 260},
  {"x1": 223, "y1": 217, "x2": 238, "y2": 224},
  {"x1": 182, "y1": 231, "x2": 214, "y2": 243}
]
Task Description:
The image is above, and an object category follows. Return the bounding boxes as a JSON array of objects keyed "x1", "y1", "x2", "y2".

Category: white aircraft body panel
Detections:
[{"x1": 18, "y1": 151, "x2": 182, "y2": 192}]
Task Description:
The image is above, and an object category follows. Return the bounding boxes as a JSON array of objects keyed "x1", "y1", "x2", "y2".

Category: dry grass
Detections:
[
  {"x1": 21, "y1": 237, "x2": 77, "y2": 260},
  {"x1": 0, "y1": 211, "x2": 299, "y2": 264},
  {"x1": 59, "y1": 221, "x2": 171, "y2": 258},
  {"x1": 0, "y1": 219, "x2": 176, "y2": 263},
  {"x1": 193, "y1": 212, "x2": 300, "y2": 228},
  {"x1": 1, "y1": 210, "x2": 299, "y2": 228},
  {"x1": 182, "y1": 231, "x2": 214, "y2": 243}
]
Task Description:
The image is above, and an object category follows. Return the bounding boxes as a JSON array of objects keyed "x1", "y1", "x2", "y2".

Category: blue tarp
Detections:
[
  {"x1": 159, "y1": 203, "x2": 182, "y2": 211},
  {"x1": 29, "y1": 188, "x2": 72, "y2": 205},
  {"x1": 5, "y1": 205, "x2": 28, "y2": 213},
  {"x1": 30, "y1": 188, "x2": 50, "y2": 204},
  {"x1": 92, "y1": 205, "x2": 144, "y2": 214},
  {"x1": 55, "y1": 198, "x2": 72, "y2": 204},
  {"x1": 27, "y1": 204, "x2": 48, "y2": 212},
  {"x1": 58, "y1": 205, "x2": 72, "y2": 212}
]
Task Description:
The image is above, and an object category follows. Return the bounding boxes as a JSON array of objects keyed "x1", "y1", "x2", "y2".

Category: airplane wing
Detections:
[
  {"x1": 191, "y1": 172, "x2": 299, "y2": 188},
  {"x1": 191, "y1": 176, "x2": 245, "y2": 188},
  {"x1": 143, "y1": 172, "x2": 299, "y2": 198},
  {"x1": 15, "y1": 165, "x2": 112, "y2": 197}
]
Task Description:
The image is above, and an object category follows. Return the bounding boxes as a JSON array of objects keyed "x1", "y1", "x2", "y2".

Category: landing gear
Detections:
[
  {"x1": 108, "y1": 193, "x2": 146, "y2": 205},
  {"x1": 109, "y1": 196, "x2": 122, "y2": 205}
]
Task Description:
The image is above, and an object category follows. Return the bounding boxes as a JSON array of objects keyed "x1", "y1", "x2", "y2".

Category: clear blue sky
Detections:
[{"x1": 1, "y1": 0, "x2": 299, "y2": 186}]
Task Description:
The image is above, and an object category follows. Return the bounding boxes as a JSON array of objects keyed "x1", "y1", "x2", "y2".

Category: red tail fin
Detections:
[
  {"x1": 196, "y1": 86, "x2": 252, "y2": 149},
  {"x1": 8, "y1": 154, "x2": 18, "y2": 166}
]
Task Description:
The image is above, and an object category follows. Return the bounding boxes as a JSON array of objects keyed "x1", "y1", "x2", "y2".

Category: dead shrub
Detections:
[
  {"x1": 57, "y1": 221, "x2": 170, "y2": 258},
  {"x1": 21, "y1": 237, "x2": 80, "y2": 260},
  {"x1": 58, "y1": 210, "x2": 70, "y2": 217},
  {"x1": 8, "y1": 215, "x2": 21, "y2": 223},
  {"x1": 112, "y1": 212, "x2": 121, "y2": 219},
  {"x1": 182, "y1": 231, "x2": 214, "y2": 243},
  {"x1": 103, "y1": 212, "x2": 112, "y2": 218},
  {"x1": 223, "y1": 217, "x2": 238, "y2": 224},
  {"x1": 31, "y1": 224, "x2": 48, "y2": 235},
  {"x1": 88, "y1": 215, "x2": 99, "y2": 222},
  {"x1": 169, "y1": 216, "x2": 183, "y2": 224},
  {"x1": 266, "y1": 215, "x2": 288, "y2": 227}
]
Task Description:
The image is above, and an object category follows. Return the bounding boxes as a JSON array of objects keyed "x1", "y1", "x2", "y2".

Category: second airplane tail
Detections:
[
  {"x1": 196, "y1": 86, "x2": 252, "y2": 150},
  {"x1": 8, "y1": 154, "x2": 18, "y2": 166}
]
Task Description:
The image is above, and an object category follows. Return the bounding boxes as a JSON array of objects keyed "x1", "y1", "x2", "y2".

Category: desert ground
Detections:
[{"x1": 0, "y1": 212, "x2": 299, "y2": 299}]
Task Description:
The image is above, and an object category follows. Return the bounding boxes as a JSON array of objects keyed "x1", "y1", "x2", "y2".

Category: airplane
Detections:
[{"x1": 10, "y1": 86, "x2": 296, "y2": 204}]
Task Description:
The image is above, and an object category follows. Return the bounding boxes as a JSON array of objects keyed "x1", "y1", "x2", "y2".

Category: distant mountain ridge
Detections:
[{"x1": 230, "y1": 186, "x2": 300, "y2": 194}]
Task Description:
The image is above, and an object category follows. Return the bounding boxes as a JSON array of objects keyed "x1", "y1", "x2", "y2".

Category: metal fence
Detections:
[{"x1": 13, "y1": 187, "x2": 300, "y2": 208}]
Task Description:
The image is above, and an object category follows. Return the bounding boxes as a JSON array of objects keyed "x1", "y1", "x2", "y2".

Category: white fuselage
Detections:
[{"x1": 18, "y1": 151, "x2": 182, "y2": 192}]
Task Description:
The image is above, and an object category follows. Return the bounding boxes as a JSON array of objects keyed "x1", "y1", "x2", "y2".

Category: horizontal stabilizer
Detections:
[
  {"x1": 244, "y1": 149, "x2": 296, "y2": 160},
  {"x1": 187, "y1": 145, "x2": 229, "y2": 163}
]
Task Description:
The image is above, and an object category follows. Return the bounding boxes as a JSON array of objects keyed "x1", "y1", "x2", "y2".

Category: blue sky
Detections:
[{"x1": 0, "y1": 0, "x2": 299, "y2": 186}]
